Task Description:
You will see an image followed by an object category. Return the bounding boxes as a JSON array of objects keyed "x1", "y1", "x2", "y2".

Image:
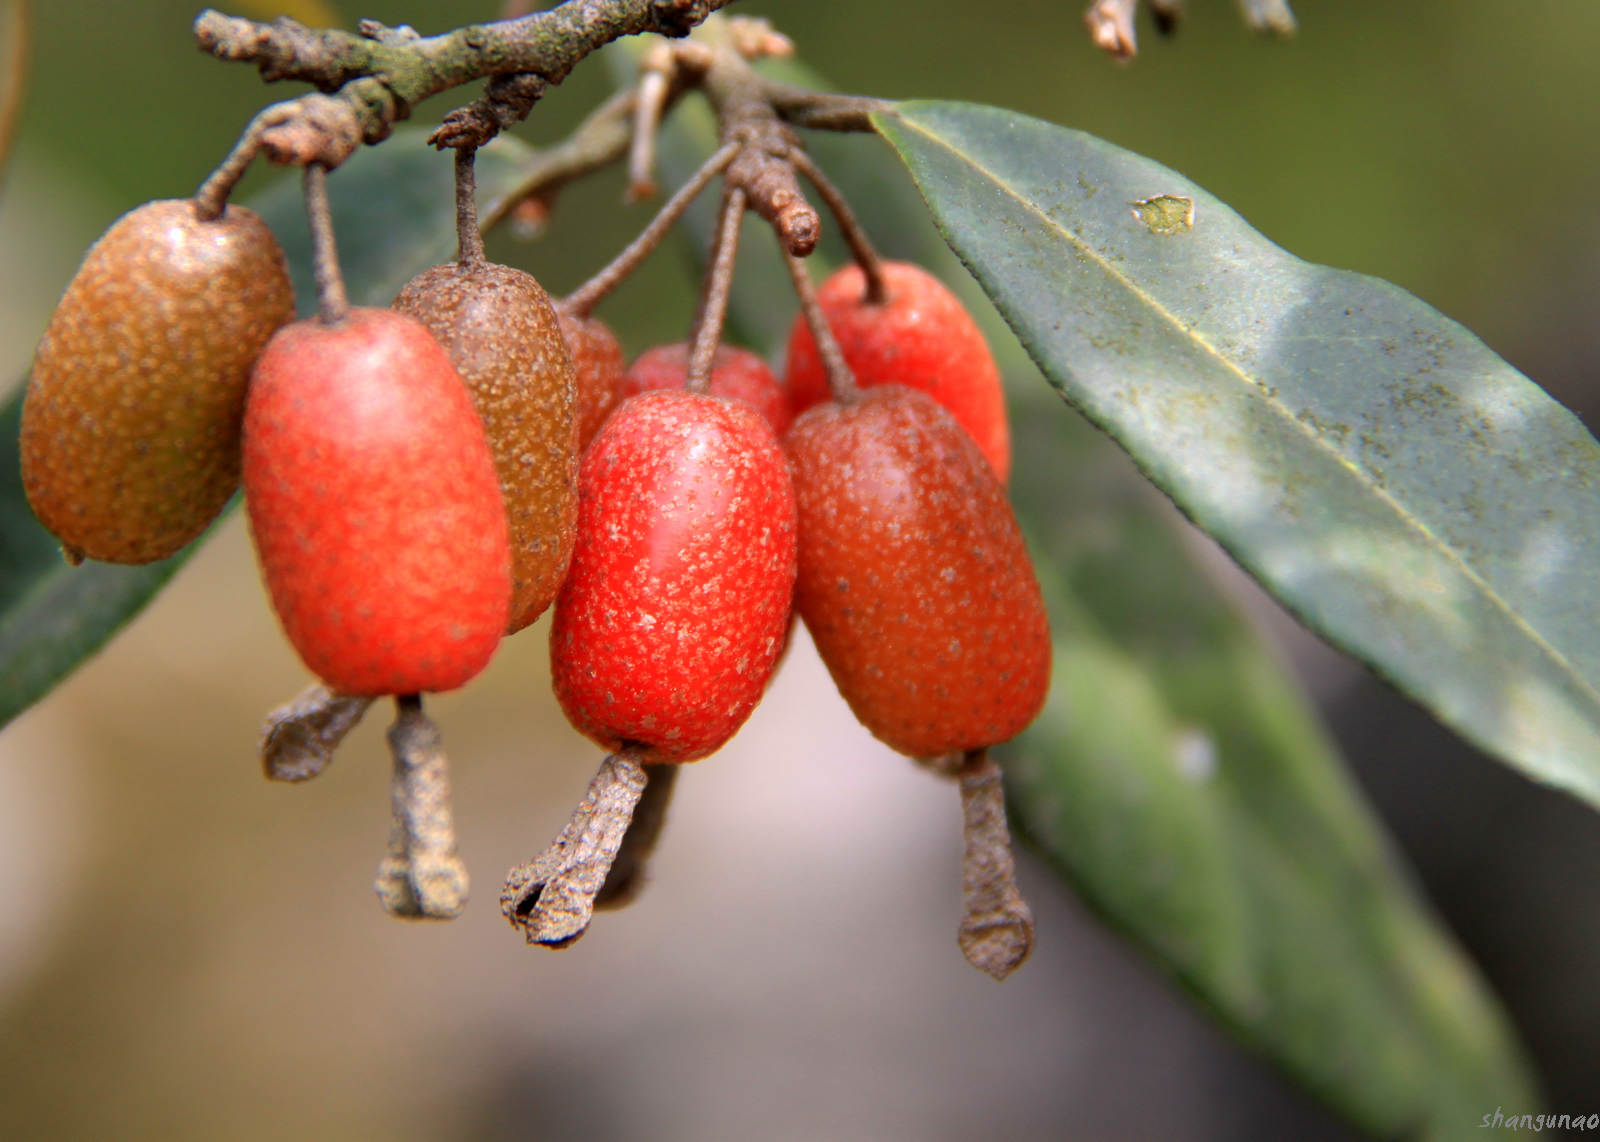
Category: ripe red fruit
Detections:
[
  {"x1": 784, "y1": 261, "x2": 1011, "y2": 482},
  {"x1": 622, "y1": 342, "x2": 793, "y2": 436},
  {"x1": 784, "y1": 385, "x2": 1049, "y2": 757},
  {"x1": 553, "y1": 305, "x2": 626, "y2": 451},
  {"x1": 394, "y1": 261, "x2": 578, "y2": 633},
  {"x1": 550, "y1": 390, "x2": 797, "y2": 763},
  {"x1": 243, "y1": 308, "x2": 511, "y2": 697},
  {"x1": 22, "y1": 199, "x2": 294, "y2": 564}
]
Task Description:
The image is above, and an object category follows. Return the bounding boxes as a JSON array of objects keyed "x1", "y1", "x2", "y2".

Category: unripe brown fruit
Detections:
[
  {"x1": 551, "y1": 390, "x2": 797, "y2": 764},
  {"x1": 394, "y1": 261, "x2": 577, "y2": 633},
  {"x1": 553, "y1": 305, "x2": 626, "y2": 451},
  {"x1": 243, "y1": 308, "x2": 511, "y2": 697},
  {"x1": 21, "y1": 199, "x2": 295, "y2": 563},
  {"x1": 785, "y1": 386, "x2": 1049, "y2": 758},
  {"x1": 785, "y1": 261, "x2": 1011, "y2": 482}
]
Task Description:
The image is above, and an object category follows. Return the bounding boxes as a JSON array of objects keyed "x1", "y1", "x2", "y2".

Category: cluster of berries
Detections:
[{"x1": 20, "y1": 191, "x2": 1051, "y2": 977}]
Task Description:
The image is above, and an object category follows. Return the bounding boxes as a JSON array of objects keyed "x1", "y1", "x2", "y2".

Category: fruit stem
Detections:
[
  {"x1": 563, "y1": 141, "x2": 740, "y2": 320},
  {"x1": 953, "y1": 748, "x2": 1035, "y2": 980},
  {"x1": 500, "y1": 748, "x2": 649, "y2": 947},
  {"x1": 375, "y1": 695, "x2": 470, "y2": 920},
  {"x1": 782, "y1": 244, "x2": 860, "y2": 404},
  {"x1": 594, "y1": 761, "x2": 680, "y2": 910},
  {"x1": 626, "y1": 57, "x2": 672, "y2": 201},
  {"x1": 304, "y1": 163, "x2": 351, "y2": 324},
  {"x1": 454, "y1": 145, "x2": 487, "y2": 268},
  {"x1": 788, "y1": 148, "x2": 888, "y2": 306},
  {"x1": 686, "y1": 184, "x2": 747, "y2": 394},
  {"x1": 193, "y1": 106, "x2": 273, "y2": 221},
  {"x1": 259, "y1": 683, "x2": 373, "y2": 783}
]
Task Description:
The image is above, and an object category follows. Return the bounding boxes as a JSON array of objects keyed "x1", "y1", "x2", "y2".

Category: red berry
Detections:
[
  {"x1": 551, "y1": 390, "x2": 797, "y2": 763},
  {"x1": 243, "y1": 308, "x2": 511, "y2": 696},
  {"x1": 784, "y1": 386, "x2": 1049, "y2": 757},
  {"x1": 554, "y1": 305, "x2": 627, "y2": 451},
  {"x1": 622, "y1": 342, "x2": 793, "y2": 437},
  {"x1": 784, "y1": 261, "x2": 1011, "y2": 482}
]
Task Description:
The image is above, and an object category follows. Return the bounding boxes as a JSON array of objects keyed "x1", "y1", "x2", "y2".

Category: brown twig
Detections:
[
  {"x1": 694, "y1": 34, "x2": 820, "y2": 256},
  {"x1": 375, "y1": 695, "x2": 469, "y2": 920},
  {"x1": 468, "y1": 25, "x2": 881, "y2": 251},
  {"x1": 686, "y1": 184, "x2": 746, "y2": 393},
  {"x1": 259, "y1": 683, "x2": 373, "y2": 782},
  {"x1": 501, "y1": 749, "x2": 650, "y2": 947},
  {"x1": 432, "y1": 71, "x2": 548, "y2": 151},
  {"x1": 724, "y1": 130, "x2": 816, "y2": 256},
  {"x1": 195, "y1": 0, "x2": 738, "y2": 163}
]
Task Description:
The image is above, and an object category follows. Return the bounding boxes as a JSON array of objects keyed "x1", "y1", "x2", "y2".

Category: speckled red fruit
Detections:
[
  {"x1": 784, "y1": 261, "x2": 1011, "y2": 482},
  {"x1": 551, "y1": 390, "x2": 797, "y2": 763},
  {"x1": 553, "y1": 305, "x2": 626, "y2": 451},
  {"x1": 622, "y1": 342, "x2": 793, "y2": 436},
  {"x1": 21, "y1": 199, "x2": 294, "y2": 564},
  {"x1": 243, "y1": 308, "x2": 511, "y2": 696},
  {"x1": 785, "y1": 385, "x2": 1049, "y2": 758}
]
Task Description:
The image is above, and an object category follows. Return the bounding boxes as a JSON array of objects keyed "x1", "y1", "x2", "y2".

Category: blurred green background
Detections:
[{"x1": 2, "y1": 1, "x2": 1598, "y2": 1138}]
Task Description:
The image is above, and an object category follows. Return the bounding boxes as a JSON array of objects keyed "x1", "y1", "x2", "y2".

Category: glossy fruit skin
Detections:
[
  {"x1": 622, "y1": 342, "x2": 793, "y2": 436},
  {"x1": 784, "y1": 261, "x2": 1011, "y2": 482},
  {"x1": 21, "y1": 199, "x2": 294, "y2": 563},
  {"x1": 553, "y1": 305, "x2": 626, "y2": 451},
  {"x1": 243, "y1": 308, "x2": 511, "y2": 697},
  {"x1": 785, "y1": 385, "x2": 1049, "y2": 758},
  {"x1": 551, "y1": 390, "x2": 797, "y2": 764},
  {"x1": 395, "y1": 261, "x2": 577, "y2": 633}
]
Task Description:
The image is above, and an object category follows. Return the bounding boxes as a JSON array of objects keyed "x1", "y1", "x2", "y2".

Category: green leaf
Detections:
[
  {"x1": 1004, "y1": 396, "x2": 1539, "y2": 1137},
  {"x1": 0, "y1": 129, "x2": 535, "y2": 729},
  {"x1": 875, "y1": 99, "x2": 1600, "y2": 809}
]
